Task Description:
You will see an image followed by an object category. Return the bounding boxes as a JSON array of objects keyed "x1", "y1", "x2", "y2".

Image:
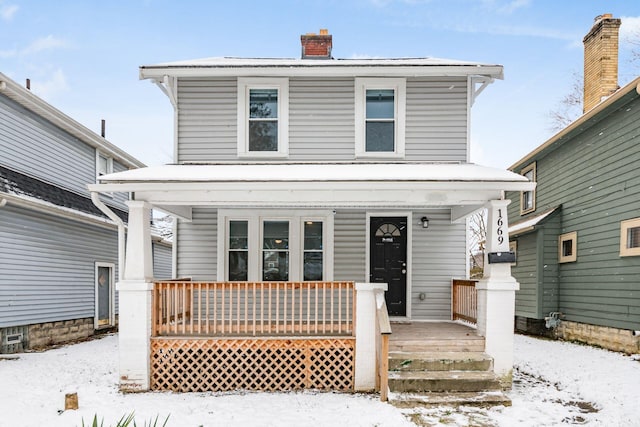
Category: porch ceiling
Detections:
[{"x1": 88, "y1": 163, "x2": 534, "y2": 215}]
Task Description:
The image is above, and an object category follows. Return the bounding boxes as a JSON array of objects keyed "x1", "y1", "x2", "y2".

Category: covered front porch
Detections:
[{"x1": 88, "y1": 162, "x2": 533, "y2": 396}]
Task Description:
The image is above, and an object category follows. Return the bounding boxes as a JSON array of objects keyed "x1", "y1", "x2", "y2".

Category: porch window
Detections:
[
  {"x1": 520, "y1": 162, "x2": 536, "y2": 215},
  {"x1": 303, "y1": 221, "x2": 323, "y2": 280},
  {"x1": 229, "y1": 220, "x2": 249, "y2": 281},
  {"x1": 219, "y1": 210, "x2": 333, "y2": 282},
  {"x1": 262, "y1": 220, "x2": 290, "y2": 281},
  {"x1": 558, "y1": 231, "x2": 577, "y2": 263},
  {"x1": 237, "y1": 78, "x2": 289, "y2": 158},
  {"x1": 620, "y1": 218, "x2": 640, "y2": 257},
  {"x1": 355, "y1": 78, "x2": 406, "y2": 158}
]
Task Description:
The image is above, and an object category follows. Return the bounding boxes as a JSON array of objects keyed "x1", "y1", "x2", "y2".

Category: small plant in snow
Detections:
[{"x1": 81, "y1": 412, "x2": 170, "y2": 427}]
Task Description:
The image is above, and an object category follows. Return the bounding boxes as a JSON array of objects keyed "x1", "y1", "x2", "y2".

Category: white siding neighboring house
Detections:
[
  {"x1": 0, "y1": 73, "x2": 172, "y2": 353},
  {"x1": 90, "y1": 32, "x2": 533, "y2": 393}
]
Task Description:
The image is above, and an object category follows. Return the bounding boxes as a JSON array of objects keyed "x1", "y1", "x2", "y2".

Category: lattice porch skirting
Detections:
[{"x1": 150, "y1": 337, "x2": 355, "y2": 392}]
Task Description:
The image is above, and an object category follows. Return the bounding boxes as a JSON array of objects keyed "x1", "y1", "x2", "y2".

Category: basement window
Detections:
[
  {"x1": 620, "y1": 218, "x2": 640, "y2": 257},
  {"x1": 558, "y1": 231, "x2": 577, "y2": 263}
]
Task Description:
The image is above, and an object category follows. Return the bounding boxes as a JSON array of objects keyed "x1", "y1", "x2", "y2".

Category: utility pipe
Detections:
[{"x1": 90, "y1": 192, "x2": 126, "y2": 281}]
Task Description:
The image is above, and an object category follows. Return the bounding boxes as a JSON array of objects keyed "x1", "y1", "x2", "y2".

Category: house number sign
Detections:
[{"x1": 496, "y1": 209, "x2": 504, "y2": 245}]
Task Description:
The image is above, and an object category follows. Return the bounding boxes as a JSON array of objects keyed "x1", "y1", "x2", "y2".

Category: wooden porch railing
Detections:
[
  {"x1": 152, "y1": 281, "x2": 355, "y2": 337},
  {"x1": 452, "y1": 279, "x2": 477, "y2": 325},
  {"x1": 375, "y1": 291, "x2": 392, "y2": 402}
]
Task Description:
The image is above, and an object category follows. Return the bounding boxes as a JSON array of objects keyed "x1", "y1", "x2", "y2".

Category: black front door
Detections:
[{"x1": 370, "y1": 216, "x2": 407, "y2": 316}]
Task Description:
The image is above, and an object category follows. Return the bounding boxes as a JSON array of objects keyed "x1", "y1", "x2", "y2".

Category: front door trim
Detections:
[{"x1": 365, "y1": 211, "x2": 412, "y2": 320}]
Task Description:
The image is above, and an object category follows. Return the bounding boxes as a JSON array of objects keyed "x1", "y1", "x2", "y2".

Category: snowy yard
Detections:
[{"x1": 1, "y1": 333, "x2": 638, "y2": 427}]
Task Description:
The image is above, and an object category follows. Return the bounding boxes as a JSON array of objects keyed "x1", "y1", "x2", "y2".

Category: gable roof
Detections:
[
  {"x1": 509, "y1": 76, "x2": 640, "y2": 172},
  {"x1": 140, "y1": 57, "x2": 504, "y2": 79},
  {"x1": 0, "y1": 72, "x2": 145, "y2": 170}
]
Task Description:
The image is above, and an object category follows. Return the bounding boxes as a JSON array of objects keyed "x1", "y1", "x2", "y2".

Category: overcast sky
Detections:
[{"x1": 1, "y1": 0, "x2": 640, "y2": 169}]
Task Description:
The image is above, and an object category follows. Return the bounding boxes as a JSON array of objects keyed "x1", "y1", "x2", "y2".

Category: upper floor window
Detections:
[
  {"x1": 355, "y1": 78, "x2": 406, "y2": 158},
  {"x1": 520, "y1": 162, "x2": 536, "y2": 215},
  {"x1": 96, "y1": 152, "x2": 113, "y2": 180},
  {"x1": 620, "y1": 218, "x2": 640, "y2": 257},
  {"x1": 237, "y1": 77, "x2": 289, "y2": 158}
]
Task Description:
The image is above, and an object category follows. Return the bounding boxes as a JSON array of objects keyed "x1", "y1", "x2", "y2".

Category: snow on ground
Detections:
[{"x1": 0, "y1": 333, "x2": 638, "y2": 427}]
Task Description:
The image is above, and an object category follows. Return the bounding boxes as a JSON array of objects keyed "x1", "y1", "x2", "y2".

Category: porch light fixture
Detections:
[{"x1": 420, "y1": 216, "x2": 429, "y2": 228}]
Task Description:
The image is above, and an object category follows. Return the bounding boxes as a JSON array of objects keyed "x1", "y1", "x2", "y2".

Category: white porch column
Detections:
[
  {"x1": 354, "y1": 282, "x2": 388, "y2": 391},
  {"x1": 476, "y1": 199, "x2": 519, "y2": 384},
  {"x1": 118, "y1": 200, "x2": 153, "y2": 391}
]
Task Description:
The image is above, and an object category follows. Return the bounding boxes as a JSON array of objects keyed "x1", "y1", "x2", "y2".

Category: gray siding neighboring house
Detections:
[
  {"x1": 0, "y1": 72, "x2": 171, "y2": 353},
  {"x1": 506, "y1": 18, "x2": 640, "y2": 352}
]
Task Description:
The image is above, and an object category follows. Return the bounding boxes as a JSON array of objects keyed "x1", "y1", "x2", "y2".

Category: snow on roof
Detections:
[
  {"x1": 508, "y1": 207, "x2": 559, "y2": 235},
  {"x1": 98, "y1": 162, "x2": 530, "y2": 185},
  {"x1": 139, "y1": 57, "x2": 504, "y2": 79},
  {"x1": 144, "y1": 56, "x2": 493, "y2": 68}
]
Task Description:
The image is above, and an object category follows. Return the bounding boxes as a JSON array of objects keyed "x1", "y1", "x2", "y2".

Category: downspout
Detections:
[{"x1": 91, "y1": 192, "x2": 126, "y2": 281}]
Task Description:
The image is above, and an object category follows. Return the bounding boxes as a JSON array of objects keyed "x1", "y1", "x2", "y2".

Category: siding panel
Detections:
[
  {"x1": 0, "y1": 205, "x2": 119, "y2": 327},
  {"x1": 175, "y1": 208, "x2": 217, "y2": 280}
]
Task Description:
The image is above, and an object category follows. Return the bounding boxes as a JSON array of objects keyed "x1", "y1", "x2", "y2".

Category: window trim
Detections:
[
  {"x1": 217, "y1": 209, "x2": 334, "y2": 282},
  {"x1": 620, "y1": 217, "x2": 640, "y2": 257},
  {"x1": 355, "y1": 77, "x2": 406, "y2": 158},
  {"x1": 520, "y1": 162, "x2": 536, "y2": 215},
  {"x1": 558, "y1": 231, "x2": 577, "y2": 263},
  {"x1": 237, "y1": 77, "x2": 289, "y2": 158}
]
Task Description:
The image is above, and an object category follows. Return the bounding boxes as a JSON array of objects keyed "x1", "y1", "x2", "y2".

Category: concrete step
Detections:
[
  {"x1": 389, "y1": 351, "x2": 492, "y2": 372},
  {"x1": 390, "y1": 338, "x2": 485, "y2": 353},
  {"x1": 388, "y1": 370, "x2": 502, "y2": 393},
  {"x1": 389, "y1": 391, "x2": 512, "y2": 408}
]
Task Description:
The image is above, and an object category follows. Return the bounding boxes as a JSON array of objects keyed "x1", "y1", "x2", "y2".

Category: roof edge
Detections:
[{"x1": 0, "y1": 72, "x2": 145, "y2": 169}]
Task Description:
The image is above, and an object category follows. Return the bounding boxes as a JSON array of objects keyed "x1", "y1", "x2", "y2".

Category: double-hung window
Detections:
[
  {"x1": 237, "y1": 78, "x2": 289, "y2": 158},
  {"x1": 520, "y1": 162, "x2": 536, "y2": 215},
  {"x1": 96, "y1": 152, "x2": 113, "y2": 180},
  {"x1": 355, "y1": 78, "x2": 406, "y2": 158},
  {"x1": 219, "y1": 210, "x2": 333, "y2": 282}
]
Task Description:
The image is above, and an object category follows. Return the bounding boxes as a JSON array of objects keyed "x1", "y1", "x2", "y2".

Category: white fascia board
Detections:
[{"x1": 139, "y1": 65, "x2": 504, "y2": 80}]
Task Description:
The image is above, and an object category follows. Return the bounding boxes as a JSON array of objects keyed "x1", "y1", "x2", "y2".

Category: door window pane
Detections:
[
  {"x1": 303, "y1": 221, "x2": 323, "y2": 281},
  {"x1": 263, "y1": 221, "x2": 289, "y2": 281},
  {"x1": 229, "y1": 220, "x2": 248, "y2": 281}
]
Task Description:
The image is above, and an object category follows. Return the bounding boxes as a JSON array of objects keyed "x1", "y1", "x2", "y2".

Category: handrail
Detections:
[
  {"x1": 452, "y1": 279, "x2": 478, "y2": 325},
  {"x1": 375, "y1": 291, "x2": 391, "y2": 401},
  {"x1": 152, "y1": 281, "x2": 355, "y2": 337}
]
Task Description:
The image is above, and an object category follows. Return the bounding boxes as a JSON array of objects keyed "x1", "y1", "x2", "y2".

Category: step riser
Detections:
[
  {"x1": 391, "y1": 344, "x2": 485, "y2": 352},
  {"x1": 389, "y1": 358, "x2": 491, "y2": 372},
  {"x1": 389, "y1": 378, "x2": 502, "y2": 393}
]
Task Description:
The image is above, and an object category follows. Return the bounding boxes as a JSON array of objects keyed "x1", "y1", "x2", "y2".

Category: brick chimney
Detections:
[
  {"x1": 301, "y1": 29, "x2": 332, "y2": 59},
  {"x1": 583, "y1": 13, "x2": 621, "y2": 112}
]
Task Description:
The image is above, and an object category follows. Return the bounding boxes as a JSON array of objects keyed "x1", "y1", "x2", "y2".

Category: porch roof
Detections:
[{"x1": 88, "y1": 163, "x2": 534, "y2": 220}]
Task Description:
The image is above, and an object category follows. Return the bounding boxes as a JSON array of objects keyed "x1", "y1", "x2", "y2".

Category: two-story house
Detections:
[
  {"x1": 507, "y1": 15, "x2": 640, "y2": 353},
  {"x1": 90, "y1": 32, "x2": 533, "y2": 397},
  {"x1": 0, "y1": 72, "x2": 172, "y2": 353}
]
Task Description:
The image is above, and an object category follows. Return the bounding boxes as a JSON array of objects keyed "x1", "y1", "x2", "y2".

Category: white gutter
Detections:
[{"x1": 91, "y1": 192, "x2": 126, "y2": 281}]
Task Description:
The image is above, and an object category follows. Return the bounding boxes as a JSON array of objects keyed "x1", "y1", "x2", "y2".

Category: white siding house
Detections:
[{"x1": 90, "y1": 33, "x2": 532, "y2": 395}]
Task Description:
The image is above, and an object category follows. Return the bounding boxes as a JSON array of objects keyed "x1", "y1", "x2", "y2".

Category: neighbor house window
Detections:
[
  {"x1": 520, "y1": 162, "x2": 536, "y2": 215},
  {"x1": 355, "y1": 78, "x2": 406, "y2": 158},
  {"x1": 620, "y1": 218, "x2": 640, "y2": 257},
  {"x1": 509, "y1": 240, "x2": 517, "y2": 266},
  {"x1": 96, "y1": 152, "x2": 113, "y2": 179},
  {"x1": 558, "y1": 231, "x2": 577, "y2": 263},
  {"x1": 237, "y1": 78, "x2": 289, "y2": 157}
]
